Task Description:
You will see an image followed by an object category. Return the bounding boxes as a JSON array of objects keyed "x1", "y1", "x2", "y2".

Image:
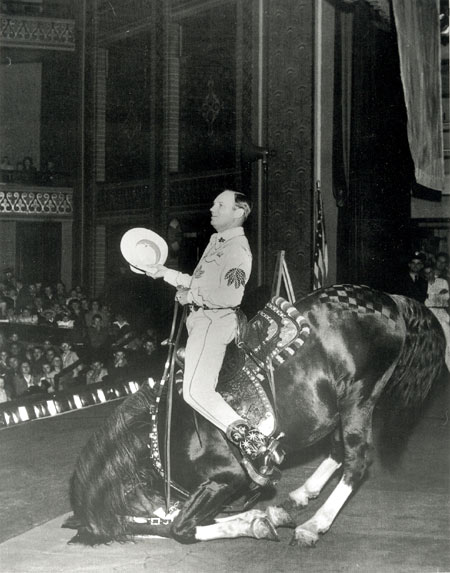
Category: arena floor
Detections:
[{"x1": 0, "y1": 374, "x2": 449, "y2": 573}]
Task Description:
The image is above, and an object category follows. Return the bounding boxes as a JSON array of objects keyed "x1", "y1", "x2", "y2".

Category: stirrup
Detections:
[{"x1": 227, "y1": 421, "x2": 285, "y2": 487}]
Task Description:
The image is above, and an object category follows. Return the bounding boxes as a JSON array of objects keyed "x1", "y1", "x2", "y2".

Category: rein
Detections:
[{"x1": 163, "y1": 301, "x2": 187, "y2": 512}]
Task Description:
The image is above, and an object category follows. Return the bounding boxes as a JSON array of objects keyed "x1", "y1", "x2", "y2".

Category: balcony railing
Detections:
[
  {"x1": 0, "y1": 12, "x2": 75, "y2": 50},
  {"x1": 0, "y1": 184, "x2": 73, "y2": 216}
]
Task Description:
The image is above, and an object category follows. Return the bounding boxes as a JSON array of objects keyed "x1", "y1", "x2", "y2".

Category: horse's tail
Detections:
[
  {"x1": 377, "y1": 295, "x2": 446, "y2": 466},
  {"x1": 68, "y1": 382, "x2": 159, "y2": 543}
]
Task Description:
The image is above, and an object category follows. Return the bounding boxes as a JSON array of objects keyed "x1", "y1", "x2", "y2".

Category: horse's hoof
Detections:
[
  {"x1": 251, "y1": 517, "x2": 279, "y2": 541},
  {"x1": 289, "y1": 527, "x2": 319, "y2": 547},
  {"x1": 266, "y1": 506, "x2": 295, "y2": 528}
]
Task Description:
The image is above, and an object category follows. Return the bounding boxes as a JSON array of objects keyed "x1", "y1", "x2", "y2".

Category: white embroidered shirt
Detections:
[{"x1": 164, "y1": 226, "x2": 252, "y2": 309}]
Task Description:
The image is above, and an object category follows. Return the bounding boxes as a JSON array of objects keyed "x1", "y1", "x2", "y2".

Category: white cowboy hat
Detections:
[{"x1": 120, "y1": 228, "x2": 168, "y2": 274}]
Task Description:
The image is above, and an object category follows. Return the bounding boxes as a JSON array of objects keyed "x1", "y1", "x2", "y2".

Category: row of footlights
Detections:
[{"x1": 0, "y1": 380, "x2": 143, "y2": 429}]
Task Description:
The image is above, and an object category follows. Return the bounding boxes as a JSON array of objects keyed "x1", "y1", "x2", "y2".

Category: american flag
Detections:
[{"x1": 313, "y1": 187, "x2": 328, "y2": 290}]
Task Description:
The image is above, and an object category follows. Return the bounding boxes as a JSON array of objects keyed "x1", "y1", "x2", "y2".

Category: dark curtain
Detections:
[
  {"x1": 392, "y1": 0, "x2": 444, "y2": 192},
  {"x1": 335, "y1": 3, "x2": 414, "y2": 291}
]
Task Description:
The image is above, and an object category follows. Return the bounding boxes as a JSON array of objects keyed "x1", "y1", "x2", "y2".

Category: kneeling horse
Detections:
[{"x1": 66, "y1": 284, "x2": 446, "y2": 547}]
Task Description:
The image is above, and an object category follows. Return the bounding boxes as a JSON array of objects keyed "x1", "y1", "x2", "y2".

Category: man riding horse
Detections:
[{"x1": 146, "y1": 189, "x2": 284, "y2": 482}]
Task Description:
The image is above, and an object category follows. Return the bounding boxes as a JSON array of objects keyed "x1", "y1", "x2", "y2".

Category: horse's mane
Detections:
[{"x1": 70, "y1": 383, "x2": 161, "y2": 541}]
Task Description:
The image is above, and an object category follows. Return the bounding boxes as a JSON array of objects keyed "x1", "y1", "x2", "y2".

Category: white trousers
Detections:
[{"x1": 183, "y1": 308, "x2": 242, "y2": 432}]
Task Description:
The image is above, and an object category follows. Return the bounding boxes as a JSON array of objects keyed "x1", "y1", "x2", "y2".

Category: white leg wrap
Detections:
[
  {"x1": 195, "y1": 510, "x2": 278, "y2": 541},
  {"x1": 289, "y1": 456, "x2": 342, "y2": 506},
  {"x1": 293, "y1": 478, "x2": 353, "y2": 546}
]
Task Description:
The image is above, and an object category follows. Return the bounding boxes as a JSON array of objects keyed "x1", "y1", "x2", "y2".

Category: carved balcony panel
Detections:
[
  {"x1": 0, "y1": 186, "x2": 73, "y2": 217},
  {"x1": 96, "y1": 181, "x2": 153, "y2": 213},
  {"x1": 0, "y1": 14, "x2": 75, "y2": 50}
]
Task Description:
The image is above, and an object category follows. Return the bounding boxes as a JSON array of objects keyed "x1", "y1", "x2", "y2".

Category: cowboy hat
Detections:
[{"x1": 120, "y1": 228, "x2": 168, "y2": 274}]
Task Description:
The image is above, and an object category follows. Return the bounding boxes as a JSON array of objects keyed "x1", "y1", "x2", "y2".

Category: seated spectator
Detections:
[
  {"x1": 87, "y1": 314, "x2": 110, "y2": 360},
  {"x1": 40, "y1": 159, "x2": 56, "y2": 186},
  {"x1": 55, "y1": 282, "x2": 67, "y2": 305},
  {"x1": 3, "y1": 269, "x2": 16, "y2": 291},
  {"x1": 49, "y1": 355, "x2": 64, "y2": 391},
  {"x1": 30, "y1": 345, "x2": 46, "y2": 377},
  {"x1": 107, "y1": 349, "x2": 131, "y2": 384},
  {"x1": 0, "y1": 155, "x2": 14, "y2": 183},
  {"x1": 0, "y1": 349, "x2": 10, "y2": 374},
  {"x1": 15, "y1": 280, "x2": 33, "y2": 311},
  {"x1": 45, "y1": 346, "x2": 58, "y2": 365},
  {"x1": 0, "y1": 331, "x2": 6, "y2": 352},
  {"x1": 66, "y1": 288, "x2": 79, "y2": 307},
  {"x1": 0, "y1": 155, "x2": 13, "y2": 172},
  {"x1": 40, "y1": 308, "x2": 58, "y2": 326},
  {"x1": 12, "y1": 361, "x2": 41, "y2": 397},
  {"x1": 68, "y1": 299, "x2": 87, "y2": 344},
  {"x1": 34, "y1": 282, "x2": 43, "y2": 298},
  {"x1": 9, "y1": 341, "x2": 25, "y2": 362},
  {"x1": 21, "y1": 156, "x2": 37, "y2": 184},
  {"x1": 135, "y1": 337, "x2": 166, "y2": 381},
  {"x1": 0, "y1": 374, "x2": 11, "y2": 403},
  {"x1": 59, "y1": 341, "x2": 82, "y2": 389},
  {"x1": 42, "y1": 285, "x2": 55, "y2": 309},
  {"x1": 57, "y1": 308, "x2": 74, "y2": 329},
  {"x1": 111, "y1": 313, "x2": 132, "y2": 344},
  {"x1": 39, "y1": 362, "x2": 56, "y2": 393},
  {"x1": 85, "y1": 300, "x2": 100, "y2": 327},
  {"x1": 86, "y1": 358, "x2": 109, "y2": 385},
  {"x1": 435, "y1": 252, "x2": 449, "y2": 282}
]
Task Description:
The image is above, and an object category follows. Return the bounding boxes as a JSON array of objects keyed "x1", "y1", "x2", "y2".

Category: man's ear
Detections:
[{"x1": 233, "y1": 206, "x2": 244, "y2": 220}]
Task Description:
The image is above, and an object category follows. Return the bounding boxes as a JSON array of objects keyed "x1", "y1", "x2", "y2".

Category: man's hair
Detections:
[{"x1": 232, "y1": 191, "x2": 252, "y2": 222}]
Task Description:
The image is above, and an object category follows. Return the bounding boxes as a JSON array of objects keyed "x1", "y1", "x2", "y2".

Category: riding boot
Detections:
[{"x1": 226, "y1": 420, "x2": 285, "y2": 487}]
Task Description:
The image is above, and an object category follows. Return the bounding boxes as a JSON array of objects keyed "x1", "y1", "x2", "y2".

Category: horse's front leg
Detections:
[
  {"x1": 170, "y1": 477, "x2": 241, "y2": 543},
  {"x1": 264, "y1": 441, "x2": 343, "y2": 535},
  {"x1": 196, "y1": 509, "x2": 280, "y2": 542}
]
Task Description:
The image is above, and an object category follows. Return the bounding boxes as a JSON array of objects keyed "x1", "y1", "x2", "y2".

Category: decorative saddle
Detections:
[
  {"x1": 148, "y1": 296, "x2": 310, "y2": 482},
  {"x1": 216, "y1": 296, "x2": 311, "y2": 433}
]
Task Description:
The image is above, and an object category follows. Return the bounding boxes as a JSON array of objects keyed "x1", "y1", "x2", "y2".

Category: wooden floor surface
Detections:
[{"x1": 0, "y1": 375, "x2": 448, "y2": 572}]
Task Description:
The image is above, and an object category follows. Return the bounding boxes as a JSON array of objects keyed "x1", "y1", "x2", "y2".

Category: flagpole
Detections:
[{"x1": 314, "y1": 0, "x2": 322, "y2": 201}]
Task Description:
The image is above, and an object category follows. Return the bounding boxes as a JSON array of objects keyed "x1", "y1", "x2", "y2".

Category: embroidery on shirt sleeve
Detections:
[
  {"x1": 225, "y1": 268, "x2": 247, "y2": 288},
  {"x1": 193, "y1": 265, "x2": 205, "y2": 279}
]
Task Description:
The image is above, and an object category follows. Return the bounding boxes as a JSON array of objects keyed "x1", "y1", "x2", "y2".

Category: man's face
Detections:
[
  {"x1": 210, "y1": 191, "x2": 241, "y2": 233},
  {"x1": 436, "y1": 256, "x2": 448, "y2": 273},
  {"x1": 408, "y1": 259, "x2": 423, "y2": 274},
  {"x1": 21, "y1": 362, "x2": 31, "y2": 374},
  {"x1": 33, "y1": 348, "x2": 42, "y2": 359}
]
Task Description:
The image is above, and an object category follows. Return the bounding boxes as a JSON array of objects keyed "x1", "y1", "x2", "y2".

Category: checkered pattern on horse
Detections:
[{"x1": 317, "y1": 284, "x2": 399, "y2": 329}]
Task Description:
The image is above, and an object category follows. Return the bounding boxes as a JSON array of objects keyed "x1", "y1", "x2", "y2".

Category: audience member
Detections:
[
  {"x1": 21, "y1": 156, "x2": 37, "y2": 184},
  {"x1": 87, "y1": 314, "x2": 110, "y2": 360},
  {"x1": 30, "y1": 345, "x2": 46, "y2": 377},
  {"x1": 107, "y1": 349, "x2": 130, "y2": 384},
  {"x1": 86, "y1": 358, "x2": 109, "y2": 385},
  {"x1": 424, "y1": 263, "x2": 450, "y2": 370},
  {"x1": 394, "y1": 251, "x2": 428, "y2": 303},
  {"x1": 40, "y1": 362, "x2": 56, "y2": 393},
  {"x1": 0, "y1": 375, "x2": 11, "y2": 403},
  {"x1": 12, "y1": 361, "x2": 40, "y2": 397},
  {"x1": 435, "y1": 252, "x2": 449, "y2": 282}
]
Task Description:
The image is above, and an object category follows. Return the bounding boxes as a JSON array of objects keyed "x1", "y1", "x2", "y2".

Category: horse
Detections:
[{"x1": 65, "y1": 284, "x2": 446, "y2": 547}]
